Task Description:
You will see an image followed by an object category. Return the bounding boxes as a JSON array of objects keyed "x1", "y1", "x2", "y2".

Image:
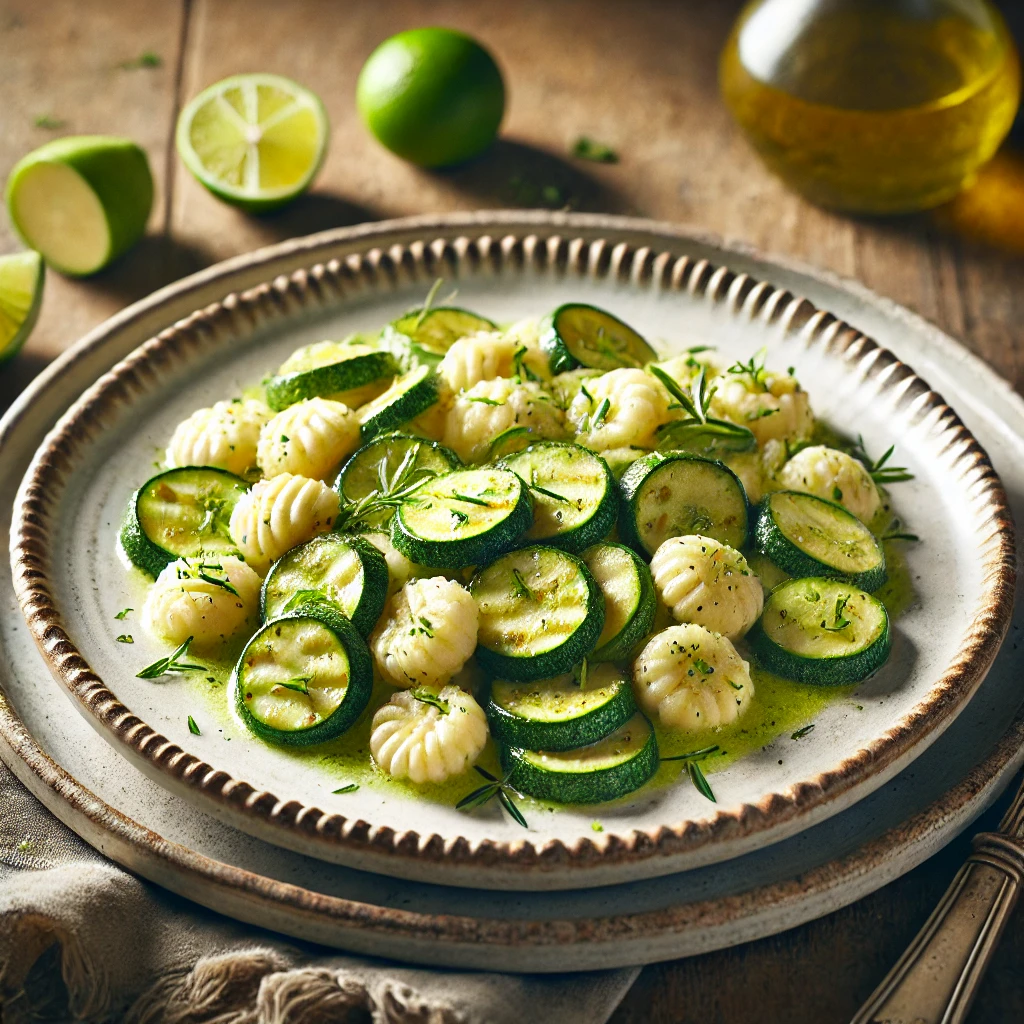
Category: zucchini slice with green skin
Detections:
[
  {"x1": 265, "y1": 343, "x2": 398, "y2": 411},
  {"x1": 748, "y1": 577, "x2": 891, "y2": 685},
  {"x1": 336, "y1": 433, "x2": 460, "y2": 526},
  {"x1": 391, "y1": 467, "x2": 532, "y2": 569},
  {"x1": 755, "y1": 490, "x2": 887, "y2": 591},
  {"x1": 502, "y1": 713, "x2": 659, "y2": 804},
  {"x1": 120, "y1": 466, "x2": 249, "y2": 578},
  {"x1": 539, "y1": 303, "x2": 658, "y2": 374},
  {"x1": 499, "y1": 442, "x2": 617, "y2": 552},
  {"x1": 471, "y1": 545, "x2": 605, "y2": 681},
  {"x1": 358, "y1": 364, "x2": 440, "y2": 441},
  {"x1": 487, "y1": 663, "x2": 636, "y2": 752},
  {"x1": 580, "y1": 542, "x2": 657, "y2": 662},
  {"x1": 391, "y1": 306, "x2": 496, "y2": 359},
  {"x1": 618, "y1": 452, "x2": 749, "y2": 556},
  {"x1": 232, "y1": 602, "x2": 374, "y2": 747},
  {"x1": 260, "y1": 533, "x2": 389, "y2": 635}
]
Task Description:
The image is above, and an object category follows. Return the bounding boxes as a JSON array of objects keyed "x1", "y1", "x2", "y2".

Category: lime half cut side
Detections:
[
  {"x1": 177, "y1": 73, "x2": 330, "y2": 211},
  {"x1": 0, "y1": 251, "x2": 44, "y2": 364}
]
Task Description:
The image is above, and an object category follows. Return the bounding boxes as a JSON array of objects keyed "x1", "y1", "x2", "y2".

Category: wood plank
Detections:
[{"x1": 0, "y1": 0, "x2": 187, "y2": 409}]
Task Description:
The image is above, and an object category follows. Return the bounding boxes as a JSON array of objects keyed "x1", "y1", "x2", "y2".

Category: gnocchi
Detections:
[
  {"x1": 256, "y1": 397, "x2": 360, "y2": 480},
  {"x1": 166, "y1": 399, "x2": 271, "y2": 477},
  {"x1": 777, "y1": 444, "x2": 881, "y2": 523}
]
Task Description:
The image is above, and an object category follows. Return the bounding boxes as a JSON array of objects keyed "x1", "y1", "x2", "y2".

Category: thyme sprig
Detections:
[
  {"x1": 334, "y1": 441, "x2": 439, "y2": 532},
  {"x1": 456, "y1": 765, "x2": 528, "y2": 828},
  {"x1": 137, "y1": 636, "x2": 204, "y2": 679},
  {"x1": 661, "y1": 744, "x2": 719, "y2": 803},
  {"x1": 851, "y1": 435, "x2": 914, "y2": 484},
  {"x1": 727, "y1": 347, "x2": 769, "y2": 387},
  {"x1": 650, "y1": 365, "x2": 756, "y2": 455}
]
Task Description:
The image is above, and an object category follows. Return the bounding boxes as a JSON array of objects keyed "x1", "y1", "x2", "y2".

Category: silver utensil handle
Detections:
[{"x1": 851, "y1": 832, "x2": 1024, "y2": 1024}]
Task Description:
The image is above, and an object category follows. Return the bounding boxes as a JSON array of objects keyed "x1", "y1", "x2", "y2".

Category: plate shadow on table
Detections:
[
  {"x1": 241, "y1": 193, "x2": 384, "y2": 247},
  {"x1": 427, "y1": 138, "x2": 633, "y2": 216}
]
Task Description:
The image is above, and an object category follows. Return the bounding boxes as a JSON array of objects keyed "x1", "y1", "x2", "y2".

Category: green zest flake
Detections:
[
  {"x1": 116, "y1": 634, "x2": 134, "y2": 644},
  {"x1": 791, "y1": 724, "x2": 816, "y2": 740},
  {"x1": 411, "y1": 688, "x2": 450, "y2": 715},
  {"x1": 332, "y1": 783, "x2": 359, "y2": 794},
  {"x1": 510, "y1": 567, "x2": 536, "y2": 602},
  {"x1": 452, "y1": 492, "x2": 491, "y2": 507},
  {"x1": 456, "y1": 765, "x2": 528, "y2": 828},
  {"x1": 591, "y1": 820, "x2": 604, "y2": 832},
  {"x1": 187, "y1": 715, "x2": 201, "y2": 736},
  {"x1": 136, "y1": 636, "x2": 204, "y2": 679},
  {"x1": 114, "y1": 608, "x2": 133, "y2": 620},
  {"x1": 571, "y1": 137, "x2": 619, "y2": 163},
  {"x1": 821, "y1": 595, "x2": 851, "y2": 632},
  {"x1": 280, "y1": 435, "x2": 289, "y2": 443},
  {"x1": 277, "y1": 676, "x2": 312, "y2": 695}
]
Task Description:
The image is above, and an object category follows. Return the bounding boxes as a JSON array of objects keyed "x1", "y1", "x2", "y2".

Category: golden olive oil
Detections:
[{"x1": 721, "y1": 0, "x2": 1021, "y2": 212}]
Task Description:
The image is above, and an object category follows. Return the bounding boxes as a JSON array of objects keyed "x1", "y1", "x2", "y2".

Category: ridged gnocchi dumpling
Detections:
[
  {"x1": 228, "y1": 473, "x2": 340, "y2": 573},
  {"x1": 370, "y1": 684, "x2": 488, "y2": 784},
  {"x1": 363, "y1": 531, "x2": 430, "y2": 595},
  {"x1": 438, "y1": 331, "x2": 519, "y2": 393},
  {"x1": 142, "y1": 556, "x2": 261, "y2": 650},
  {"x1": 256, "y1": 397, "x2": 360, "y2": 480},
  {"x1": 650, "y1": 535, "x2": 763, "y2": 640},
  {"x1": 370, "y1": 577, "x2": 479, "y2": 686},
  {"x1": 710, "y1": 369, "x2": 813, "y2": 447},
  {"x1": 777, "y1": 444, "x2": 881, "y2": 523},
  {"x1": 568, "y1": 368, "x2": 670, "y2": 450},
  {"x1": 633, "y1": 623, "x2": 754, "y2": 730},
  {"x1": 166, "y1": 399, "x2": 271, "y2": 477},
  {"x1": 443, "y1": 377, "x2": 566, "y2": 463}
]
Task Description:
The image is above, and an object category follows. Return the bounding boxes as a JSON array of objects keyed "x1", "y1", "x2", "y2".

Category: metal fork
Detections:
[{"x1": 851, "y1": 779, "x2": 1024, "y2": 1024}]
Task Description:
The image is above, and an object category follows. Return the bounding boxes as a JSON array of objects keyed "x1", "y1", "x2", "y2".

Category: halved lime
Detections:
[
  {"x1": 5, "y1": 137, "x2": 153, "y2": 277},
  {"x1": 0, "y1": 251, "x2": 44, "y2": 363},
  {"x1": 177, "y1": 73, "x2": 330, "y2": 212}
]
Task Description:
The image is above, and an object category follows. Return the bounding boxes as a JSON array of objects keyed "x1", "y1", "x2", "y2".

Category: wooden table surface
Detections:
[{"x1": 2, "y1": 1, "x2": 1024, "y2": 1019}]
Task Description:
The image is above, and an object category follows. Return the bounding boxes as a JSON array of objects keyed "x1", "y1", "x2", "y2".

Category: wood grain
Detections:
[{"x1": 3, "y1": 0, "x2": 1024, "y2": 1019}]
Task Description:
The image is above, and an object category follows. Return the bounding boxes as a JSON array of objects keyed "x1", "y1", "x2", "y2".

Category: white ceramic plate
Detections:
[{"x1": 9, "y1": 214, "x2": 1014, "y2": 890}]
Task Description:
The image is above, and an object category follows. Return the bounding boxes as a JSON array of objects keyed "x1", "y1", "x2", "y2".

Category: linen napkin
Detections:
[{"x1": 0, "y1": 760, "x2": 638, "y2": 1023}]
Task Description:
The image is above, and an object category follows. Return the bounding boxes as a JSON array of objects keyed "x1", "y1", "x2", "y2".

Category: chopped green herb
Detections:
[
  {"x1": 727, "y1": 348, "x2": 768, "y2": 387},
  {"x1": 660, "y1": 744, "x2": 719, "y2": 763},
  {"x1": 687, "y1": 760, "x2": 716, "y2": 803},
  {"x1": 467, "y1": 396, "x2": 503, "y2": 406},
  {"x1": 450, "y1": 509, "x2": 470, "y2": 527},
  {"x1": 411, "y1": 688, "x2": 450, "y2": 715},
  {"x1": 571, "y1": 137, "x2": 619, "y2": 163},
  {"x1": 452, "y1": 492, "x2": 491, "y2": 507},
  {"x1": 851, "y1": 435, "x2": 914, "y2": 484},
  {"x1": 187, "y1": 715, "x2": 201, "y2": 736},
  {"x1": 832, "y1": 485, "x2": 843, "y2": 501},
  {"x1": 115, "y1": 634, "x2": 134, "y2": 644},
  {"x1": 591, "y1": 820, "x2": 604, "y2": 832},
  {"x1": 692, "y1": 657, "x2": 714, "y2": 676},
  {"x1": 821, "y1": 595, "x2": 851, "y2": 632},
  {"x1": 456, "y1": 765, "x2": 528, "y2": 828},
  {"x1": 114, "y1": 607, "x2": 133, "y2": 620},
  {"x1": 791, "y1": 724, "x2": 816, "y2": 740},
  {"x1": 511, "y1": 567, "x2": 536, "y2": 602},
  {"x1": 277, "y1": 676, "x2": 312, "y2": 695},
  {"x1": 332, "y1": 783, "x2": 359, "y2": 794},
  {"x1": 591, "y1": 397, "x2": 610, "y2": 428},
  {"x1": 280, "y1": 435, "x2": 289, "y2": 443}
]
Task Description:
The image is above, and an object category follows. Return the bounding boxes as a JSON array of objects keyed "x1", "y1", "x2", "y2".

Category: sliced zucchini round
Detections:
[
  {"x1": 120, "y1": 466, "x2": 249, "y2": 578},
  {"x1": 265, "y1": 342, "x2": 398, "y2": 411},
  {"x1": 580, "y1": 542, "x2": 657, "y2": 662},
  {"x1": 499, "y1": 442, "x2": 617, "y2": 552},
  {"x1": 358, "y1": 365, "x2": 440, "y2": 441},
  {"x1": 502, "y1": 713, "x2": 659, "y2": 804},
  {"x1": 487, "y1": 663, "x2": 636, "y2": 752},
  {"x1": 618, "y1": 452, "x2": 749, "y2": 556},
  {"x1": 539, "y1": 303, "x2": 658, "y2": 375},
  {"x1": 260, "y1": 533, "x2": 389, "y2": 635},
  {"x1": 336, "y1": 433, "x2": 461, "y2": 527},
  {"x1": 232, "y1": 602, "x2": 374, "y2": 746},
  {"x1": 471, "y1": 545, "x2": 605, "y2": 681},
  {"x1": 748, "y1": 577, "x2": 891, "y2": 685},
  {"x1": 755, "y1": 490, "x2": 886, "y2": 591},
  {"x1": 391, "y1": 306, "x2": 496, "y2": 361},
  {"x1": 391, "y1": 467, "x2": 532, "y2": 569}
]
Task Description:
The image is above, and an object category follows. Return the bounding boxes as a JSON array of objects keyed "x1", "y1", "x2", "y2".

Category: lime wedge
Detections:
[
  {"x1": 0, "y1": 251, "x2": 44, "y2": 364},
  {"x1": 176, "y1": 73, "x2": 329, "y2": 211},
  {"x1": 5, "y1": 137, "x2": 153, "y2": 277}
]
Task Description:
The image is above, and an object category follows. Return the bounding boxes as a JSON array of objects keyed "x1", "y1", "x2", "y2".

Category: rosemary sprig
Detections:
[
  {"x1": 333, "y1": 783, "x2": 359, "y2": 794},
  {"x1": 529, "y1": 470, "x2": 571, "y2": 503},
  {"x1": 456, "y1": 765, "x2": 528, "y2": 828},
  {"x1": 660, "y1": 744, "x2": 719, "y2": 803},
  {"x1": 451, "y1": 492, "x2": 492, "y2": 507},
  {"x1": 851, "y1": 435, "x2": 914, "y2": 484},
  {"x1": 650, "y1": 365, "x2": 756, "y2": 455},
  {"x1": 137, "y1": 636, "x2": 204, "y2": 679},
  {"x1": 411, "y1": 688, "x2": 450, "y2": 715},
  {"x1": 333, "y1": 443, "x2": 439, "y2": 533}
]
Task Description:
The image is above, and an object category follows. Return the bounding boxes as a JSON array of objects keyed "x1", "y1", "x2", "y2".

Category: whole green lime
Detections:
[{"x1": 357, "y1": 27, "x2": 505, "y2": 168}]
